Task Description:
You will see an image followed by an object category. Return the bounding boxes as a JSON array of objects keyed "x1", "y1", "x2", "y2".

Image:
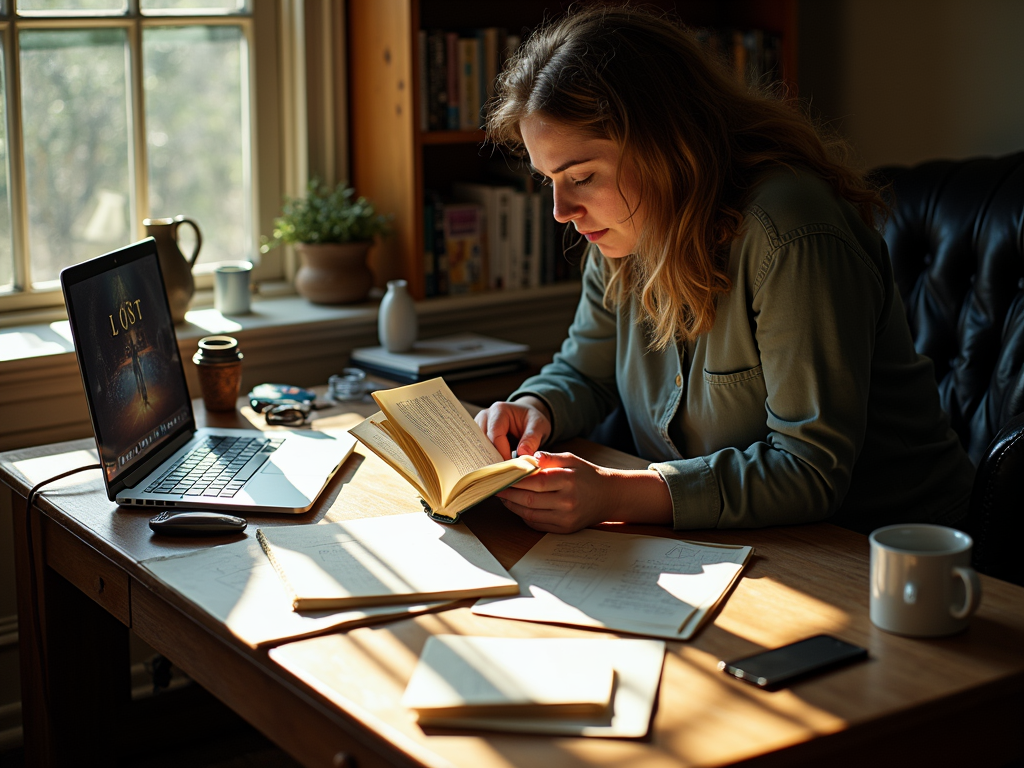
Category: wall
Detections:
[{"x1": 800, "y1": 0, "x2": 1024, "y2": 170}]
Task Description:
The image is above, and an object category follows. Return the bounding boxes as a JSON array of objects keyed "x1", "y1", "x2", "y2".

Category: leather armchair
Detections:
[{"x1": 873, "y1": 153, "x2": 1024, "y2": 586}]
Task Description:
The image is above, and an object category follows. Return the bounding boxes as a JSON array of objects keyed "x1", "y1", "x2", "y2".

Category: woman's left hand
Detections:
[{"x1": 495, "y1": 451, "x2": 673, "y2": 533}]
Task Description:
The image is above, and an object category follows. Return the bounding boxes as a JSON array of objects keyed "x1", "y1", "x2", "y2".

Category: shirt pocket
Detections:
[{"x1": 693, "y1": 364, "x2": 769, "y2": 452}]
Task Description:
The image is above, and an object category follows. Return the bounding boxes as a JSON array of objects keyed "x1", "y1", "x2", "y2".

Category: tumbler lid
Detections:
[{"x1": 193, "y1": 335, "x2": 243, "y2": 364}]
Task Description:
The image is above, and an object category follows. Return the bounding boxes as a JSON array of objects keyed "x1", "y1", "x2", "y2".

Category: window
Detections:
[{"x1": 0, "y1": 0, "x2": 282, "y2": 316}]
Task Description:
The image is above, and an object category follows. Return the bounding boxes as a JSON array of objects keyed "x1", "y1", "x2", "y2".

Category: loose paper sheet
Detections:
[
  {"x1": 142, "y1": 537, "x2": 449, "y2": 648},
  {"x1": 257, "y1": 512, "x2": 519, "y2": 610},
  {"x1": 473, "y1": 529, "x2": 751, "y2": 640},
  {"x1": 409, "y1": 637, "x2": 666, "y2": 737}
]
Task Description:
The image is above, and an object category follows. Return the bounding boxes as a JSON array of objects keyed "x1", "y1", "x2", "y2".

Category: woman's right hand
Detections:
[{"x1": 475, "y1": 396, "x2": 553, "y2": 461}]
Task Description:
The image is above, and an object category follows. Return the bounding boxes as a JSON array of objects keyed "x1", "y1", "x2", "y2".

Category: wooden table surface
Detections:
[{"x1": 3, "y1": 391, "x2": 1024, "y2": 767}]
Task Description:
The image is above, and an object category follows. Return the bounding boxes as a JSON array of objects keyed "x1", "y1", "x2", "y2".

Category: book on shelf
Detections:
[
  {"x1": 453, "y1": 181, "x2": 514, "y2": 290},
  {"x1": 694, "y1": 26, "x2": 782, "y2": 86},
  {"x1": 351, "y1": 333, "x2": 528, "y2": 377},
  {"x1": 256, "y1": 512, "x2": 519, "y2": 611},
  {"x1": 401, "y1": 635, "x2": 615, "y2": 723},
  {"x1": 348, "y1": 377, "x2": 539, "y2": 523},
  {"x1": 445, "y1": 31, "x2": 459, "y2": 129},
  {"x1": 473, "y1": 528, "x2": 753, "y2": 640},
  {"x1": 457, "y1": 36, "x2": 481, "y2": 130},
  {"x1": 442, "y1": 202, "x2": 485, "y2": 293}
]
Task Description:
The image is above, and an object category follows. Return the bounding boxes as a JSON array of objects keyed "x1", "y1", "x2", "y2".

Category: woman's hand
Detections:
[
  {"x1": 495, "y1": 452, "x2": 674, "y2": 533},
  {"x1": 475, "y1": 396, "x2": 553, "y2": 461}
]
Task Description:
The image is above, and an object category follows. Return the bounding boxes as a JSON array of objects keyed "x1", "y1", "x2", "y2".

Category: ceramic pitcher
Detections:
[{"x1": 144, "y1": 215, "x2": 202, "y2": 324}]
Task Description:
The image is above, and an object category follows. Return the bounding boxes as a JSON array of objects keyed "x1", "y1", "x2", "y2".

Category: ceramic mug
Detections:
[
  {"x1": 869, "y1": 523, "x2": 981, "y2": 637},
  {"x1": 215, "y1": 261, "x2": 253, "y2": 315}
]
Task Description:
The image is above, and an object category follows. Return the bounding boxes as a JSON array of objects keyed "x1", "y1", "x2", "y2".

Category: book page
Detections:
[
  {"x1": 372, "y1": 378, "x2": 508, "y2": 505},
  {"x1": 257, "y1": 512, "x2": 519, "y2": 610},
  {"x1": 473, "y1": 529, "x2": 752, "y2": 640},
  {"x1": 349, "y1": 412, "x2": 431, "y2": 502},
  {"x1": 401, "y1": 635, "x2": 614, "y2": 719},
  {"x1": 142, "y1": 538, "x2": 449, "y2": 648}
]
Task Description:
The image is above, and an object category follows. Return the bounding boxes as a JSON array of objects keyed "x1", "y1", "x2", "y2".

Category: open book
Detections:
[{"x1": 349, "y1": 378, "x2": 539, "y2": 522}]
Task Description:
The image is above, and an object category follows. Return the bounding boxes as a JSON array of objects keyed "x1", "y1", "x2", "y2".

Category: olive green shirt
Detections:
[{"x1": 511, "y1": 169, "x2": 975, "y2": 533}]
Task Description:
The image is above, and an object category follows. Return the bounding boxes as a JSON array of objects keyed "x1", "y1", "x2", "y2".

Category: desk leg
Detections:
[{"x1": 12, "y1": 491, "x2": 131, "y2": 767}]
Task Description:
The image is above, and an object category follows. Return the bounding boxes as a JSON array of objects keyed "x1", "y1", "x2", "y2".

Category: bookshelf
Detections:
[{"x1": 347, "y1": 0, "x2": 798, "y2": 301}]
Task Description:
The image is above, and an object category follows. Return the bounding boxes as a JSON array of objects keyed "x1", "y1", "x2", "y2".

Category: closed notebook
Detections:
[
  {"x1": 401, "y1": 635, "x2": 615, "y2": 722},
  {"x1": 257, "y1": 513, "x2": 519, "y2": 611}
]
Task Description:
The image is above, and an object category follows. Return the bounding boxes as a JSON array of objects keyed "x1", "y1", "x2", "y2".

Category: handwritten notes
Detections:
[{"x1": 473, "y1": 528, "x2": 752, "y2": 640}]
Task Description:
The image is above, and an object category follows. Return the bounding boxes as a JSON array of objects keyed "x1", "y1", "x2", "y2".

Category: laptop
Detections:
[{"x1": 60, "y1": 238, "x2": 355, "y2": 514}]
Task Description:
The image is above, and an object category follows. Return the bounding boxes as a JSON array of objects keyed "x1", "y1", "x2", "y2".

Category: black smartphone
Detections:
[{"x1": 718, "y1": 635, "x2": 868, "y2": 690}]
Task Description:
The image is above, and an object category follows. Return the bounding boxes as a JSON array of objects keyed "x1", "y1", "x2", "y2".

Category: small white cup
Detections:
[
  {"x1": 869, "y1": 523, "x2": 981, "y2": 637},
  {"x1": 215, "y1": 261, "x2": 253, "y2": 315}
]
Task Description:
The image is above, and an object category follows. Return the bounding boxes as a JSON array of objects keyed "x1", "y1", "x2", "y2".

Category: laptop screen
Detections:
[{"x1": 62, "y1": 240, "x2": 194, "y2": 488}]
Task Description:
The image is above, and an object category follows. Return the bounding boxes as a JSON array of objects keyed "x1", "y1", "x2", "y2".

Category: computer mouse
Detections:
[{"x1": 149, "y1": 510, "x2": 248, "y2": 535}]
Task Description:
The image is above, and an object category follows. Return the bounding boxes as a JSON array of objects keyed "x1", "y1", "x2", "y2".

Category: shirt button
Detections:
[{"x1": 675, "y1": 374, "x2": 682, "y2": 387}]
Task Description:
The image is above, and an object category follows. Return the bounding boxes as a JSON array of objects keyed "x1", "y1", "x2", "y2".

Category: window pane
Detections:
[
  {"x1": 141, "y1": 0, "x2": 246, "y2": 15},
  {"x1": 144, "y1": 25, "x2": 250, "y2": 266},
  {"x1": 17, "y1": 0, "x2": 127, "y2": 16},
  {"x1": 20, "y1": 29, "x2": 132, "y2": 286},
  {"x1": 0, "y1": 42, "x2": 12, "y2": 292}
]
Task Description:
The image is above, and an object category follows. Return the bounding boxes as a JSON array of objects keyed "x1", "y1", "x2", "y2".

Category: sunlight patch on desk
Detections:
[
  {"x1": 713, "y1": 575, "x2": 850, "y2": 644},
  {"x1": 14, "y1": 449, "x2": 101, "y2": 486}
]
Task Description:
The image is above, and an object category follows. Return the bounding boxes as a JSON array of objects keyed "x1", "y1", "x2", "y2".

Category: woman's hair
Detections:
[{"x1": 487, "y1": 4, "x2": 887, "y2": 348}]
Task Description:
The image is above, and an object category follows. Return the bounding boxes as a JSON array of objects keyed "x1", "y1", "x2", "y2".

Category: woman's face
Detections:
[{"x1": 520, "y1": 114, "x2": 642, "y2": 259}]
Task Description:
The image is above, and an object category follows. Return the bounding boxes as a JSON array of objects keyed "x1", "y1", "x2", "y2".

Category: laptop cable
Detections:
[{"x1": 23, "y1": 462, "x2": 103, "y2": 718}]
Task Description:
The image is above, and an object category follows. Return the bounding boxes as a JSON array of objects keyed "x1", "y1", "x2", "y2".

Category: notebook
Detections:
[{"x1": 59, "y1": 237, "x2": 355, "y2": 514}]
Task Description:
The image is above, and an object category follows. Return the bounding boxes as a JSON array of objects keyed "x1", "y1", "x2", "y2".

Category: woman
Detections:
[{"x1": 475, "y1": 5, "x2": 975, "y2": 535}]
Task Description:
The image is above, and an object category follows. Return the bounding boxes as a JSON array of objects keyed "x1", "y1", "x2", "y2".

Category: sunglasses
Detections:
[{"x1": 250, "y1": 398, "x2": 312, "y2": 426}]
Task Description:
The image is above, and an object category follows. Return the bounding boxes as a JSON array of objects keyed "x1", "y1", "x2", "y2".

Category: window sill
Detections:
[{"x1": 0, "y1": 283, "x2": 581, "y2": 451}]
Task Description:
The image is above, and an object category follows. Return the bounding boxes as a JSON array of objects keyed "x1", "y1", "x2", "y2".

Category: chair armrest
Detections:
[{"x1": 967, "y1": 411, "x2": 1024, "y2": 586}]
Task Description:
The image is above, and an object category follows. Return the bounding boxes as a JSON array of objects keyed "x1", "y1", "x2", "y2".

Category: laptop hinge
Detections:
[{"x1": 118, "y1": 429, "x2": 195, "y2": 494}]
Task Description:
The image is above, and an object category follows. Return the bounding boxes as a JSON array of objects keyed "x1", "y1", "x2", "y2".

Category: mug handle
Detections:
[
  {"x1": 173, "y1": 216, "x2": 203, "y2": 268},
  {"x1": 950, "y1": 566, "x2": 982, "y2": 620}
]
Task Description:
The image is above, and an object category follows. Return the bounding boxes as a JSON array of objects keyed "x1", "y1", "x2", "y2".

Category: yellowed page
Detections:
[
  {"x1": 371, "y1": 378, "x2": 523, "y2": 507},
  {"x1": 349, "y1": 412, "x2": 436, "y2": 506}
]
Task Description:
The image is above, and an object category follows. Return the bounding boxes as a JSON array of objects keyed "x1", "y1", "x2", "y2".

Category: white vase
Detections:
[{"x1": 378, "y1": 279, "x2": 418, "y2": 352}]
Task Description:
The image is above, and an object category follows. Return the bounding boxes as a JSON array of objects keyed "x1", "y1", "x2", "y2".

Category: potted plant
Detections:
[{"x1": 262, "y1": 180, "x2": 392, "y2": 304}]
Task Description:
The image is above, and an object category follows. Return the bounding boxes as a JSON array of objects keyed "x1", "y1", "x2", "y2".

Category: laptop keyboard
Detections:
[{"x1": 145, "y1": 435, "x2": 286, "y2": 498}]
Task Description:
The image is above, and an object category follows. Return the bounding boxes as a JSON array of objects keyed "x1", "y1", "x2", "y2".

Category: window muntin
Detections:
[{"x1": 0, "y1": 0, "x2": 267, "y2": 314}]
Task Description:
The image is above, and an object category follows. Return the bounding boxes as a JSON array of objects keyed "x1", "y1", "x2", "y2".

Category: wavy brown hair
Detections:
[{"x1": 487, "y1": 4, "x2": 887, "y2": 348}]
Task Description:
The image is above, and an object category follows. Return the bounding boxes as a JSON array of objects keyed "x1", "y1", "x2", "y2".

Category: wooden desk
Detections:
[{"x1": 3, "y1": 395, "x2": 1024, "y2": 767}]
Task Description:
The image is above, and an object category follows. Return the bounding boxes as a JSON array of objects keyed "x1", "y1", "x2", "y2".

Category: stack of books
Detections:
[{"x1": 350, "y1": 332, "x2": 529, "y2": 384}]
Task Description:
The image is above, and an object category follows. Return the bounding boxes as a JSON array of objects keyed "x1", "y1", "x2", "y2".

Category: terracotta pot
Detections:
[{"x1": 294, "y1": 241, "x2": 374, "y2": 304}]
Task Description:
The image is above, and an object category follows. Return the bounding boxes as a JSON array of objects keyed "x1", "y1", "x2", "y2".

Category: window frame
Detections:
[{"x1": 0, "y1": 0, "x2": 285, "y2": 319}]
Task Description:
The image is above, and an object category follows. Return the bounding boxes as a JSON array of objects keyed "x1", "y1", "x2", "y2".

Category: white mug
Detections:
[
  {"x1": 869, "y1": 523, "x2": 981, "y2": 637},
  {"x1": 215, "y1": 261, "x2": 253, "y2": 315}
]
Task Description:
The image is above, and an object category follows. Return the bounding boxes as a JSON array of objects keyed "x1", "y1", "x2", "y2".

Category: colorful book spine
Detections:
[{"x1": 443, "y1": 203, "x2": 485, "y2": 294}]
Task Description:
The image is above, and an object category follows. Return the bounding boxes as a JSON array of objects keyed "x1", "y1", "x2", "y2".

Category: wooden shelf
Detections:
[{"x1": 347, "y1": 0, "x2": 798, "y2": 301}]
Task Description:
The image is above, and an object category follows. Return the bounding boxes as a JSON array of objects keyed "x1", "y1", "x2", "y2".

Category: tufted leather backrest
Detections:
[{"x1": 873, "y1": 154, "x2": 1024, "y2": 465}]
